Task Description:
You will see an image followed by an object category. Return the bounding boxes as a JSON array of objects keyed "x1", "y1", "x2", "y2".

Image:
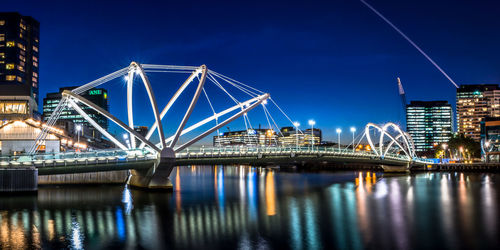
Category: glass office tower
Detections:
[{"x1": 406, "y1": 101, "x2": 452, "y2": 152}]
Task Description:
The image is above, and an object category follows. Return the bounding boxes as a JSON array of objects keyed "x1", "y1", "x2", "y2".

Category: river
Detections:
[{"x1": 0, "y1": 166, "x2": 499, "y2": 249}]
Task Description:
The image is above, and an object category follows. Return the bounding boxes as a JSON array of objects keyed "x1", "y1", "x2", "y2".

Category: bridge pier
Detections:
[
  {"x1": 128, "y1": 148, "x2": 174, "y2": 190},
  {"x1": 380, "y1": 163, "x2": 410, "y2": 173}
]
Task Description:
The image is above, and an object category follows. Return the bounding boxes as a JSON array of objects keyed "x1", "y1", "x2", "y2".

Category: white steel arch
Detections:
[
  {"x1": 364, "y1": 122, "x2": 415, "y2": 160},
  {"x1": 30, "y1": 62, "x2": 272, "y2": 159}
]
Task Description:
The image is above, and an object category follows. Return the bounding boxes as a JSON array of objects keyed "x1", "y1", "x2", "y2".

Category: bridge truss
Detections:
[
  {"x1": 29, "y1": 62, "x2": 297, "y2": 156},
  {"x1": 357, "y1": 122, "x2": 416, "y2": 160}
]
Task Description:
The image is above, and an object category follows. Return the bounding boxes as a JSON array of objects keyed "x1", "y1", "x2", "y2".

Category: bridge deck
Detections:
[{"x1": 0, "y1": 147, "x2": 432, "y2": 175}]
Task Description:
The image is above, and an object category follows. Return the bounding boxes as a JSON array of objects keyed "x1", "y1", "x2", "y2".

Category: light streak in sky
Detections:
[{"x1": 360, "y1": 0, "x2": 459, "y2": 88}]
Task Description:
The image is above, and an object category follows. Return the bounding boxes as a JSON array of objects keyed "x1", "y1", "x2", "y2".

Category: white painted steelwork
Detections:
[
  {"x1": 30, "y1": 62, "x2": 271, "y2": 159},
  {"x1": 364, "y1": 122, "x2": 416, "y2": 160}
]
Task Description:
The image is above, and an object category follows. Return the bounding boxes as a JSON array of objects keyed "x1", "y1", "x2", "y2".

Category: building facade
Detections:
[
  {"x1": 457, "y1": 84, "x2": 500, "y2": 141},
  {"x1": 42, "y1": 87, "x2": 109, "y2": 138},
  {"x1": 278, "y1": 127, "x2": 322, "y2": 146},
  {"x1": 480, "y1": 117, "x2": 500, "y2": 162},
  {"x1": 0, "y1": 12, "x2": 40, "y2": 120},
  {"x1": 406, "y1": 101, "x2": 453, "y2": 152},
  {"x1": 213, "y1": 129, "x2": 278, "y2": 147}
]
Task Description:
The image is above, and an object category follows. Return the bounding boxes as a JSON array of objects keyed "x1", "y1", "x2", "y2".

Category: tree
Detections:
[{"x1": 438, "y1": 134, "x2": 481, "y2": 159}]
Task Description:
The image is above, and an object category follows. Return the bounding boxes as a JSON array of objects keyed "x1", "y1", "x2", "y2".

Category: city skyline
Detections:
[{"x1": 2, "y1": 0, "x2": 500, "y2": 142}]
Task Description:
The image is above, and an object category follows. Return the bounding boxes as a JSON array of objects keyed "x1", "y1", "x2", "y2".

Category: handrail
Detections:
[{"x1": 1, "y1": 146, "x2": 426, "y2": 168}]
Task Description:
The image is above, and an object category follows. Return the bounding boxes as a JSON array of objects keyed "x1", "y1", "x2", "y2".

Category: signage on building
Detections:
[{"x1": 88, "y1": 90, "x2": 102, "y2": 95}]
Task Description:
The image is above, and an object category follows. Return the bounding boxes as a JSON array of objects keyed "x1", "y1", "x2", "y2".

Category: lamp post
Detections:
[
  {"x1": 293, "y1": 122, "x2": 300, "y2": 150},
  {"x1": 350, "y1": 127, "x2": 356, "y2": 152},
  {"x1": 336, "y1": 128, "x2": 342, "y2": 151},
  {"x1": 442, "y1": 143, "x2": 448, "y2": 159},
  {"x1": 123, "y1": 133, "x2": 130, "y2": 149},
  {"x1": 75, "y1": 124, "x2": 82, "y2": 149},
  {"x1": 308, "y1": 120, "x2": 315, "y2": 150}
]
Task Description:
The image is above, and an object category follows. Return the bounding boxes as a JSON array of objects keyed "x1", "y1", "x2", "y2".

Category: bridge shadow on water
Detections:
[{"x1": 0, "y1": 166, "x2": 499, "y2": 249}]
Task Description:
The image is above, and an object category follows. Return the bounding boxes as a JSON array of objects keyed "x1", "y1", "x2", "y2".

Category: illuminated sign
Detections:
[{"x1": 88, "y1": 90, "x2": 102, "y2": 95}]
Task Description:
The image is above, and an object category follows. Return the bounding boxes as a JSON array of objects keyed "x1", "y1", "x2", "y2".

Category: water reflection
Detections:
[{"x1": 0, "y1": 168, "x2": 499, "y2": 249}]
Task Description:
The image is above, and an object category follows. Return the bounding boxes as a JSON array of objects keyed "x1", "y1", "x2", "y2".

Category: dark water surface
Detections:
[{"x1": 1, "y1": 166, "x2": 499, "y2": 249}]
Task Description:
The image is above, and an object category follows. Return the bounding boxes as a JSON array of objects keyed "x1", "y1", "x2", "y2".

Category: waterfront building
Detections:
[
  {"x1": 457, "y1": 84, "x2": 500, "y2": 141},
  {"x1": 0, "y1": 12, "x2": 40, "y2": 120},
  {"x1": 213, "y1": 128, "x2": 278, "y2": 147},
  {"x1": 480, "y1": 117, "x2": 500, "y2": 162},
  {"x1": 278, "y1": 126, "x2": 322, "y2": 146},
  {"x1": 42, "y1": 87, "x2": 109, "y2": 138},
  {"x1": 134, "y1": 126, "x2": 148, "y2": 145},
  {"x1": 0, "y1": 119, "x2": 87, "y2": 155},
  {"x1": 406, "y1": 101, "x2": 453, "y2": 152}
]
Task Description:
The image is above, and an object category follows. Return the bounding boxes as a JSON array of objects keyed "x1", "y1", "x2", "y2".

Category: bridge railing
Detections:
[
  {"x1": 177, "y1": 146, "x2": 413, "y2": 161},
  {"x1": 0, "y1": 149, "x2": 155, "y2": 168}
]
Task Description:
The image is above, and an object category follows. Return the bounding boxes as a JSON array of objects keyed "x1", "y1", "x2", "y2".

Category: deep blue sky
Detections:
[{"x1": 4, "y1": 0, "x2": 500, "y2": 143}]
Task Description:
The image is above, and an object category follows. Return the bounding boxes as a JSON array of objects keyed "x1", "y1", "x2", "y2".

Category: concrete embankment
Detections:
[
  {"x1": 412, "y1": 163, "x2": 500, "y2": 172},
  {"x1": 0, "y1": 167, "x2": 38, "y2": 192},
  {"x1": 38, "y1": 170, "x2": 129, "y2": 185}
]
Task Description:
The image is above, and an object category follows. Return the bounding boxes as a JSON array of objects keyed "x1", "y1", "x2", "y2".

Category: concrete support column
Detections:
[{"x1": 128, "y1": 148, "x2": 174, "y2": 190}]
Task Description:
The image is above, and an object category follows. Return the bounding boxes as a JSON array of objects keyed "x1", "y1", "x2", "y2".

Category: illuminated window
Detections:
[
  {"x1": 17, "y1": 43, "x2": 26, "y2": 51},
  {"x1": 33, "y1": 72, "x2": 38, "y2": 77},
  {"x1": 0, "y1": 101, "x2": 28, "y2": 114},
  {"x1": 33, "y1": 61, "x2": 38, "y2": 67},
  {"x1": 32, "y1": 46, "x2": 38, "y2": 52},
  {"x1": 16, "y1": 76, "x2": 22, "y2": 82},
  {"x1": 17, "y1": 65, "x2": 24, "y2": 72},
  {"x1": 19, "y1": 55, "x2": 25, "y2": 62},
  {"x1": 6, "y1": 64, "x2": 14, "y2": 70},
  {"x1": 0, "y1": 52, "x2": 4, "y2": 58},
  {"x1": 32, "y1": 56, "x2": 38, "y2": 62},
  {"x1": 0, "y1": 34, "x2": 4, "y2": 42},
  {"x1": 32, "y1": 76, "x2": 37, "y2": 83},
  {"x1": 6, "y1": 41, "x2": 15, "y2": 47},
  {"x1": 6, "y1": 75, "x2": 16, "y2": 81},
  {"x1": 0, "y1": 20, "x2": 5, "y2": 25}
]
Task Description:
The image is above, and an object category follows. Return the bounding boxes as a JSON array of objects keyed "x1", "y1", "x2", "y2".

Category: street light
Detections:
[
  {"x1": 308, "y1": 120, "x2": 316, "y2": 150},
  {"x1": 293, "y1": 121, "x2": 300, "y2": 150},
  {"x1": 336, "y1": 128, "x2": 342, "y2": 151},
  {"x1": 442, "y1": 143, "x2": 448, "y2": 158},
  {"x1": 123, "y1": 133, "x2": 130, "y2": 149},
  {"x1": 75, "y1": 124, "x2": 82, "y2": 149},
  {"x1": 350, "y1": 127, "x2": 356, "y2": 152}
]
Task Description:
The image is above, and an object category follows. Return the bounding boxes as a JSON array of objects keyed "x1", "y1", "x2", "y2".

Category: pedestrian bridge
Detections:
[
  {"x1": 1, "y1": 62, "x2": 429, "y2": 191},
  {"x1": 0, "y1": 146, "x2": 432, "y2": 175}
]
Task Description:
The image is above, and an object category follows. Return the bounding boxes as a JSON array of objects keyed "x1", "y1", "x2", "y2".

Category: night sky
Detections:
[{"x1": 3, "y1": 0, "x2": 500, "y2": 143}]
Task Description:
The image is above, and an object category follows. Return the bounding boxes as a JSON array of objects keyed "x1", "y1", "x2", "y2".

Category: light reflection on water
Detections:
[{"x1": 0, "y1": 167, "x2": 499, "y2": 249}]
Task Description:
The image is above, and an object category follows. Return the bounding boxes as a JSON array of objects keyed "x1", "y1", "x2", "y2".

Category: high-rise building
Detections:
[
  {"x1": 42, "y1": 87, "x2": 109, "y2": 138},
  {"x1": 406, "y1": 101, "x2": 452, "y2": 152},
  {"x1": 0, "y1": 12, "x2": 40, "y2": 120},
  {"x1": 457, "y1": 84, "x2": 500, "y2": 141}
]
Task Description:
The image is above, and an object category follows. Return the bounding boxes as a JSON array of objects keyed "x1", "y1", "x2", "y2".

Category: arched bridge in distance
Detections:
[{"x1": 1, "y1": 62, "x2": 432, "y2": 191}]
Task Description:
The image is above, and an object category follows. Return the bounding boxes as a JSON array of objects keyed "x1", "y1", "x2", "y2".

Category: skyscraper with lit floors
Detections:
[{"x1": 406, "y1": 101, "x2": 452, "y2": 152}]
